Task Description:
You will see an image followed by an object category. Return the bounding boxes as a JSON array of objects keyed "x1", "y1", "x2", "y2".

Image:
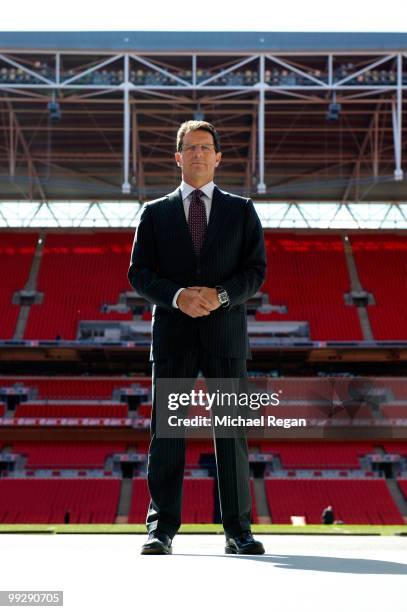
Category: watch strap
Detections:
[{"x1": 216, "y1": 286, "x2": 229, "y2": 307}]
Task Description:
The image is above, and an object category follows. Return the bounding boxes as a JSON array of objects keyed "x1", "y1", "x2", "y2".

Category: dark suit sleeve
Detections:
[
  {"x1": 127, "y1": 203, "x2": 182, "y2": 309},
  {"x1": 222, "y1": 199, "x2": 266, "y2": 308}
]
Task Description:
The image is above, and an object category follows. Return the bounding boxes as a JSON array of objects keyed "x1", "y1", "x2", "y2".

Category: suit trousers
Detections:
[{"x1": 145, "y1": 345, "x2": 252, "y2": 538}]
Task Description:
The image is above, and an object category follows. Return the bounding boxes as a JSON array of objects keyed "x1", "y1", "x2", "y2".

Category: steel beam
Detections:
[
  {"x1": 392, "y1": 53, "x2": 404, "y2": 181},
  {"x1": 257, "y1": 55, "x2": 266, "y2": 194},
  {"x1": 122, "y1": 55, "x2": 131, "y2": 195}
]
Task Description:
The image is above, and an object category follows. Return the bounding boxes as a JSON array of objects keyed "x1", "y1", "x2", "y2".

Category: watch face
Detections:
[{"x1": 218, "y1": 291, "x2": 228, "y2": 304}]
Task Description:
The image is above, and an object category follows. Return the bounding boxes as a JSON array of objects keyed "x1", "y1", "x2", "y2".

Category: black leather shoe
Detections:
[
  {"x1": 225, "y1": 530, "x2": 265, "y2": 555},
  {"x1": 141, "y1": 531, "x2": 172, "y2": 555}
]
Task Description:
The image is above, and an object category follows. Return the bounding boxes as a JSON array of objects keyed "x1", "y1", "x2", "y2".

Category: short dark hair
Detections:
[{"x1": 176, "y1": 120, "x2": 221, "y2": 153}]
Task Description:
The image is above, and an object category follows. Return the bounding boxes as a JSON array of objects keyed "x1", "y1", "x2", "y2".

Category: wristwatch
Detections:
[{"x1": 216, "y1": 286, "x2": 229, "y2": 307}]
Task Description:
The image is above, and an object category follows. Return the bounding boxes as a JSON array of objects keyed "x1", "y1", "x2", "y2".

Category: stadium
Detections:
[{"x1": 0, "y1": 30, "x2": 406, "y2": 611}]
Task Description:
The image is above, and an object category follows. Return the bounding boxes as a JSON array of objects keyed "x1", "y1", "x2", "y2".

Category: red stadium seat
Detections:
[
  {"x1": 0, "y1": 479, "x2": 121, "y2": 523},
  {"x1": 12, "y1": 442, "x2": 126, "y2": 468},
  {"x1": 24, "y1": 232, "x2": 134, "y2": 340},
  {"x1": 258, "y1": 441, "x2": 374, "y2": 469},
  {"x1": 15, "y1": 402, "x2": 128, "y2": 418},
  {"x1": 351, "y1": 234, "x2": 407, "y2": 339},
  {"x1": 264, "y1": 479, "x2": 403, "y2": 524},
  {"x1": 0, "y1": 233, "x2": 38, "y2": 339},
  {"x1": 262, "y1": 233, "x2": 363, "y2": 340},
  {"x1": 0, "y1": 376, "x2": 146, "y2": 400}
]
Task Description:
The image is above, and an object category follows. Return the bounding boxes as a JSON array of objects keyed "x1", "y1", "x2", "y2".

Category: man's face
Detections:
[{"x1": 175, "y1": 129, "x2": 222, "y2": 187}]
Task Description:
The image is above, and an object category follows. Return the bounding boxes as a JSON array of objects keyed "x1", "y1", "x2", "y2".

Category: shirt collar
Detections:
[{"x1": 180, "y1": 180, "x2": 215, "y2": 201}]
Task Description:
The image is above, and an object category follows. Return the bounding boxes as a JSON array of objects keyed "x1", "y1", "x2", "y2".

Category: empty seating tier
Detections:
[
  {"x1": 351, "y1": 234, "x2": 407, "y2": 339},
  {"x1": 0, "y1": 232, "x2": 38, "y2": 340},
  {"x1": 12, "y1": 442, "x2": 126, "y2": 468},
  {"x1": 14, "y1": 402, "x2": 128, "y2": 418},
  {"x1": 0, "y1": 376, "x2": 151, "y2": 399},
  {"x1": 0, "y1": 479, "x2": 121, "y2": 523},
  {"x1": 263, "y1": 233, "x2": 362, "y2": 340},
  {"x1": 258, "y1": 442, "x2": 374, "y2": 469},
  {"x1": 24, "y1": 232, "x2": 134, "y2": 340},
  {"x1": 265, "y1": 479, "x2": 403, "y2": 524}
]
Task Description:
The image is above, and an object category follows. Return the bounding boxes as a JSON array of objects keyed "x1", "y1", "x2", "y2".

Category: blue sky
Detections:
[{"x1": 1, "y1": 0, "x2": 406, "y2": 32}]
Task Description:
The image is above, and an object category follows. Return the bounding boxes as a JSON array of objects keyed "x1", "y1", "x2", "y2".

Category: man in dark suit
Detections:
[
  {"x1": 322, "y1": 505, "x2": 335, "y2": 525},
  {"x1": 128, "y1": 120, "x2": 266, "y2": 555}
]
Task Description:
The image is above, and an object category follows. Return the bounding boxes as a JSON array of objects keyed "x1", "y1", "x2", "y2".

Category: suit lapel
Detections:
[
  {"x1": 199, "y1": 185, "x2": 232, "y2": 258},
  {"x1": 166, "y1": 185, "x2": 232, "y2": 259},
  {"x1": 166, "y1": 187, "x2": 197, "y2": 258}
]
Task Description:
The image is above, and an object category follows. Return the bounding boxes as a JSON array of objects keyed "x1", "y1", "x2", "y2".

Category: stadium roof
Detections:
[
  {"x1": 0, "y1": 32, "x2": 406, "y2": 206},
  {"x1": 1, "y1": 31, "x2": 407, "y2": 53}
]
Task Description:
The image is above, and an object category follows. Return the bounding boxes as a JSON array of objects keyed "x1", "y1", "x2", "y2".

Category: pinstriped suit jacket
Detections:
[{"x1": 128, "y1": 185, "x2": 266, "y2": 361}]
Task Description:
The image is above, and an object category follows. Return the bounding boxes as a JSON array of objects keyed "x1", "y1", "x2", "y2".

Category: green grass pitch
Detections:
[{"x1": 0, "y1": 524, "x2": 406, "y2": 535}]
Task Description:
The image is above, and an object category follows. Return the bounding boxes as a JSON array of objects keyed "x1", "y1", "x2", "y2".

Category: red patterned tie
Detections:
[{"x1": 188, "y1": 189, "x2": 207, "y2": 255}]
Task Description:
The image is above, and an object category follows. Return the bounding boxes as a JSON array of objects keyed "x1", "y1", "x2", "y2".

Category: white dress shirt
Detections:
[{"x1": 172, "y1": 180, "x2": 215, "y2": 308}]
